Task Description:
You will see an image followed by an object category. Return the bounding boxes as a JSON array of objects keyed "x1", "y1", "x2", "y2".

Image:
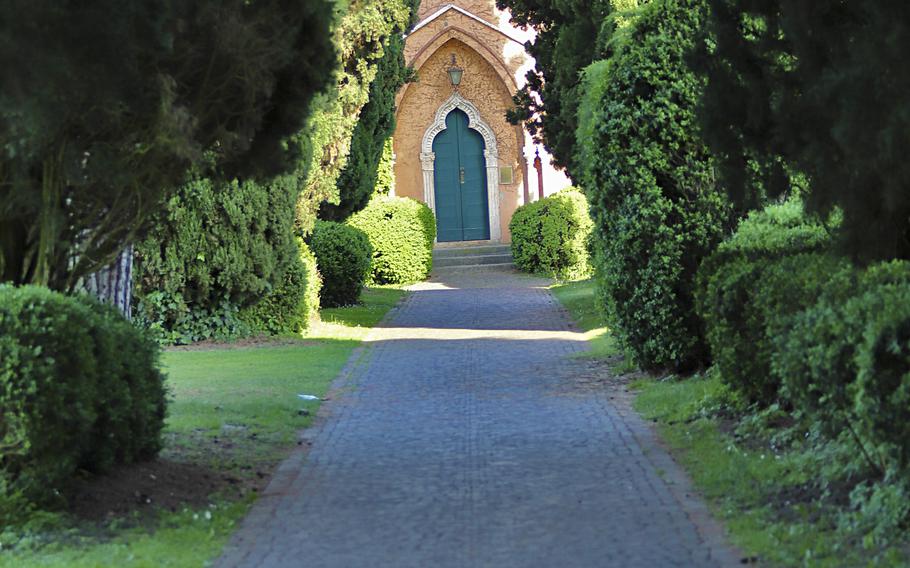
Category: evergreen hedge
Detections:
[
  {"x1": 348, "y1": 197, "x2": 436, "y2": 285},
  {"x1": 134, "y1": 174, "x2": 304, "y2": 344},
  {"x1": 240, "y1": 240, "x2": 322, "y2": 335},
  {"x1": 697, "y1": 199, "x2": 910, "y2": 535},
  {"x1": 309, "y1": 221, "x2": 372, "y2": 307},
  {"x1": 776, "y1": 261, "x2": 910, "y2": 482},
  {"x1": 695, "y1": 200, "x2": 844, "y2": 404},
  {"x1": 577, "y1": 0, "x2": 730, "y2": 372},
  {"x1": 509, "y1": 188, "x2": 593, "y2": 280},
  {"x1": 0, "y1": 286, "x2": 165, "y2": 512}
]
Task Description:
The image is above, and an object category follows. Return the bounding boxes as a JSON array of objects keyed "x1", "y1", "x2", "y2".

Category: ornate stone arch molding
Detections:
[{"x1": 420, "y1": 92, "x2": 502, "y2": 242}]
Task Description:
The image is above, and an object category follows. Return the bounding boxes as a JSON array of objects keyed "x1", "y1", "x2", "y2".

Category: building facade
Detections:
[{"x1": 392, "y1": 1, "x2": 569, "y2": 243}]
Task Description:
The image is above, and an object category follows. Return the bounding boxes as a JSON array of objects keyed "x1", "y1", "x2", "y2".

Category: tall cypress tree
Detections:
[
  {"x1": 696, "y1": 1, "x2": 910, "y2": 261},
  {"x1": 496, "y1": 0, "x2": 613, "y2": 181},
  {"x1": 320, "y1": 0, "x2": 420, "y2": 221},
  {"x1": 296, "y1": 0, "x2": 416, "y2": 233},
  {"x1": 0, "y1": 0, "x2": 335, "y2": 290}
]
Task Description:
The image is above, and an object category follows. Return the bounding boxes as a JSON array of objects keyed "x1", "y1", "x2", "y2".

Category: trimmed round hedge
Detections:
[
  {"x1": 510, "y1": 188, "x2": 593, "y2": 280},
  {"x1": 310, "y1": 221, "x2": 372, "y2": 307},
  {"x1": 240, "y1": 239, "x2": 322, "y2": 334},
  {"x1": 0, "y1": 286, "x2": 166, "y2": 509},
  {"x1": 348, "y1": 197, "x2": 436, "y2": 285}
]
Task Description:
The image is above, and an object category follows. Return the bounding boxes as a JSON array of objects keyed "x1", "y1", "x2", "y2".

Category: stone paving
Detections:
[{"x1": 217, "y1": 268, "x2": 740, "y2": 568}]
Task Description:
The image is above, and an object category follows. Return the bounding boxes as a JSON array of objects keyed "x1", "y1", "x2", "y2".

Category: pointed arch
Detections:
[
  {"x1": 397, "y1": 26, "x2": 520, "y2": 108},
  {"x1": 419, "y1": 92, "x2": 502, "y2": 241},
  {"x1": 421, "y1": 92, "x2": 497, "y2": 156}
]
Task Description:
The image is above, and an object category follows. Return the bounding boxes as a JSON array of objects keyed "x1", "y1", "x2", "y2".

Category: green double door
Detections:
[{"x1": 433, "y1": 109, "x2": 490, "y2": 242}]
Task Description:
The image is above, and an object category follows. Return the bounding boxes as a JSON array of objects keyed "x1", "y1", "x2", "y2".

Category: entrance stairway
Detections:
[{"x1": 432, "y1": 243, "x2": 514, "y2": 272}]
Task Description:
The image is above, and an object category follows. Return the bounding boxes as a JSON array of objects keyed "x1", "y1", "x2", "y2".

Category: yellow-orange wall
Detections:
[{"x1": 394, "y1": 3, "x2": 528, "y2": 242}]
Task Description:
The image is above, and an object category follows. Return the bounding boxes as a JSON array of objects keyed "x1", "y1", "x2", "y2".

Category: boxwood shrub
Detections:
[
  {"x1": 240, "y1": 239, "x2": 322, "y2": 334},
  {"x1": 309, "y1": 221, "x2": 372, "y2": 307},
  {"x1": 696, "y1": 199, "x2": 844, "y2": 404},
  {"x1": 0, "y1": 286, "x2": 165, "y2": 510},
  {"x1": 776, "y1": 261, "x2": 910, "y2": 479},
  {"x1": 348, "y1": 197, "x2": 436, "y2": 285},
  {"x1": 509, "y1": 188, "x2": 593, "y2": 280}
]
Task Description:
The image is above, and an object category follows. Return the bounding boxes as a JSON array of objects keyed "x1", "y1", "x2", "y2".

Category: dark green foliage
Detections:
[
  {"x1": 85, "y1": 301, "x2": 167, "y2": 472},
  {"x1": 321, "y1": 0, "x2": 419, "y2": 221},
  {"x1": 496, "y1": 0, "x2": 614, "y2": 178},
  {"x1": 696, "y1": 1, "x2": 910, "y2": 261},
  {"x1": 510, "y1": 188, "x2": 593, "y2": 280},
  {"x1": 777, "y1": 262, "x2": 910, "y2": 480},
  {"x1": 348, "y1": 197, "x2": 436, "y2": 285},
  {"x1": 577, "y1": 0, "x2": 731, "y2": 372},
  {"x1": 134, "y1": 174, "x2": 300, "y2": 343},
  {"x1": 696, "y1": 200, "x2": 848, "y2": 404},
  {"x1": 0, "y1": 0, "x2": 335, "y2": 290},
  {"x1": 240, "y1": 240, "x2": 322, "y2": 335},
  {"x1": 0, "y1": 286, "x2": 165, "y2": 511},
  {"x1": 297, "y1": 0, "x2": 415, "y2": 232},
  {"x1": 696, "y1": 201, "x2": 910, "y2": 539},
  {"x1": 310, "y1": 221, "x2": 372, "y2": 307}
]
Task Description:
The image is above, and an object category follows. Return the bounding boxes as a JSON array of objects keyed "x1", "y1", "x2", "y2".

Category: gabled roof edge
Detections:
[{"x1": 407, "y1": 4, "x2": 525, "y2": 46}]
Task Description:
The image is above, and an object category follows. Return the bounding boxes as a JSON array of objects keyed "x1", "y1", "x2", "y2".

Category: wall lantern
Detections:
[{"x1": 447, "y1": 54, "x2": 464, "y2": 89}]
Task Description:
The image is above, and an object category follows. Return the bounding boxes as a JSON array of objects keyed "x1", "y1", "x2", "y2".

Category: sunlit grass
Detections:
[
  {"x1": 312, "y1": 287, "x2": 406, "y2": 340},
  {"x1": 550, "y1": 278, "x2": 619, "y2": 359}
]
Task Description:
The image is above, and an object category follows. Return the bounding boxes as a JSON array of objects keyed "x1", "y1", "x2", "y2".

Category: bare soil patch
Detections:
[
  {"x1": 166, "y1": 335, "x2": 317, "y2": 352},
  {"x1": 68, "y1": 458, "x2": 268, "y2": 523}
]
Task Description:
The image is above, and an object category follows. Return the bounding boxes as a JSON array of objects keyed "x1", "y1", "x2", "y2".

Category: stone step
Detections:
[
  {"x1": 432, "y1": 262, "x2": 517, "y2": 273},
  {"x1": 433, "y1": 253, "x2": 514, "y2": 268},
  {"x1": 432, "y1": 244, "x2": 512, "y2": 259}
]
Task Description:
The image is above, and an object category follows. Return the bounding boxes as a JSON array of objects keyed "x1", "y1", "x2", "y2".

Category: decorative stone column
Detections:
[
  {"x1": 420, "y1": 152, "x2": 436, "y2": 213},
  {"x1": 485, "y1": 149, "x2": 502, "y2": 241}
]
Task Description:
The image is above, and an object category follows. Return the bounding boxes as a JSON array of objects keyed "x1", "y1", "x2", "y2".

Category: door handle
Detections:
[{"x1": 459, "y1": 167, "x2": 465, "y2": 185}]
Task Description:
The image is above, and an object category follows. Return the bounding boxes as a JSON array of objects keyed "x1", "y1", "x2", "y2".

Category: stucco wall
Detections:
[
  {"x1": 417, "y1": 0, "x2": 497, "y2": 25},
  {"x1": 395, "y1": 4, "x2": 529, "y2": 242},
  {"x1": 394, "y1": 37, "x2": 524, "y2": 242}
]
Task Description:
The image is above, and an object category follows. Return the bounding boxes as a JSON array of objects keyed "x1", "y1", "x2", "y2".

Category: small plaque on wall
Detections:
[{"x1": 499, "y1": 166, "x2": 514, "y2": 184}]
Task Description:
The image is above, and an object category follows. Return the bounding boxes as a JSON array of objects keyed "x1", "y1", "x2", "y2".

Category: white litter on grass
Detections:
[{"x1": 297, "y1": 394, "x2": 320, "y2": 401}]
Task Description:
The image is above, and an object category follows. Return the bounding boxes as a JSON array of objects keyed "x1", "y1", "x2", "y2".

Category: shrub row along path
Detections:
[{"x1": 218, "y1": 268, "x2": 739, "y2": 567}]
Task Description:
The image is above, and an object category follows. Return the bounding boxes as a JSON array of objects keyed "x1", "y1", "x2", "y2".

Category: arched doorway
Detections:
[{"x1": 432, "y1": 109, "x2": 490, "y2": 242}]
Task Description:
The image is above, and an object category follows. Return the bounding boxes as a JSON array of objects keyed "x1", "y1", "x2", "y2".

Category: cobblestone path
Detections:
[{"x1": 218, "y1": 270, "x2": 738, "y2": 567}]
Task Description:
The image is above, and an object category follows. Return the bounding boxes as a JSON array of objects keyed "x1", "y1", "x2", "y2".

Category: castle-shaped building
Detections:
[{"x1": 392, "y1": 1, "x2": 569, "y2": 243}]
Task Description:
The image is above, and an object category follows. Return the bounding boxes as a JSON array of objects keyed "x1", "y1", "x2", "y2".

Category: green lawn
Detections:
[
  {"x1": 551, "y1": 278, "x2": 907, "y2": 567},
  {"x1": 549, "y1": 279, "x2": 619, "y2": 359},
  {"x1": 316, "y1": 287, "x2": 406, "y2": 338},
  {"x1": 633, "y1": 375, "x2": 909, "y2": 567},
  {"x1": 0, "y1": 286, "x2": 406, "y2": 567}
]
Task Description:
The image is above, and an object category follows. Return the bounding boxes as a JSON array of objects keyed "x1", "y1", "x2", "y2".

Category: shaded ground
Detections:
[
  {"x1": 166, "y1": 336, "x2": 318, "y2": 352},
  {"x1": 68, "y1": 459, "x2": 262, "y2": 523}
]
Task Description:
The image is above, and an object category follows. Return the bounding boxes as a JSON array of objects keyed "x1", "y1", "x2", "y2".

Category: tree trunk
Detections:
[{"x1": 82, "y1": 244, "x2": 133, "y2": 319}]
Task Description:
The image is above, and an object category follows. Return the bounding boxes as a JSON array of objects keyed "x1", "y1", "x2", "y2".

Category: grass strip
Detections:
[
  {"x1": 549, "y1": 279, "x2": 618, "y2": 359},
  {"x1": 551, "y1": 278, "x2": 908, "y2": 567}
]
